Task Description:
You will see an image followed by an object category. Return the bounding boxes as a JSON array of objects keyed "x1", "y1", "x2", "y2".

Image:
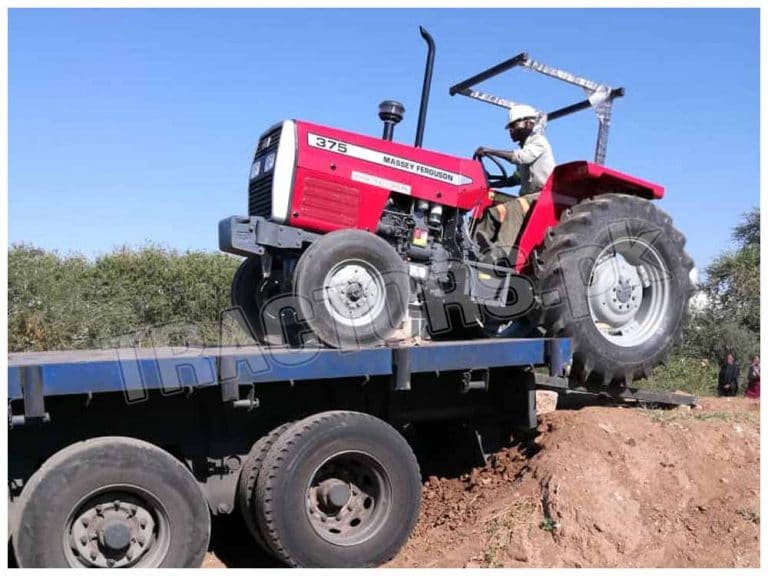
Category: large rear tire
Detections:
[
  {"x1": 254, "y1": 411, "x2": 422, "y2": 567},
  {"x1": 538, "y1": 194, "x2": 695, "y2": 384},
  {"x1": 293, "y1": 230, "x2": 409, "y2": 348}
]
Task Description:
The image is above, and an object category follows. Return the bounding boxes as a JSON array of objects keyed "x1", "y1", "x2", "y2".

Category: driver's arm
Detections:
[{"x1": 483, "y1": 138, "x2": 548, "y2": 167}]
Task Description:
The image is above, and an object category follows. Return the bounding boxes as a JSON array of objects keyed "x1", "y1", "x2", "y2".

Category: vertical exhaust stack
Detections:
[
  {"x1": 414, "y1": 26, "x2": 435, "y2": 148},
  {"x1": 379, "y1": 100, "x2": 405, "y2": 141}
]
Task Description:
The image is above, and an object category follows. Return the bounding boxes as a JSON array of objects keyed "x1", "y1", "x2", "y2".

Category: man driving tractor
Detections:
[{"x1": 473, "y1": 104, "x2": 556, "y2": 262}]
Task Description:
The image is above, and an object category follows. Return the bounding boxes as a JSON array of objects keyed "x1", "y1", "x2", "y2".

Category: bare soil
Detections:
[{"x1": 205, "y1": 397, "x2": 760, "y2": 568}]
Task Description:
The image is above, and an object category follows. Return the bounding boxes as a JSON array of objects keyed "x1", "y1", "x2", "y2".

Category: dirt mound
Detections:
[
  {"x1": 204, "y1": 397, "x2": 759, "y2": 568},
  {"x1": 388, "y1": 398, "x2": 760, "y2": 568}
]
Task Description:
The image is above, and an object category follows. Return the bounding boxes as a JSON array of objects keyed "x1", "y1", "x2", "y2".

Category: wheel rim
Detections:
[
  {"x1": 322, "y1": 259, "x2": 387, "y2": 328},
  {"x1": 587, "y1": 237, "x2": 670, "y2": 348},
  {"x1": 305, "y1": 451, "x2": 392, "y2": 546},
  {"x1": 63, "y1": 485, "x2": 171, "y2": 568}
]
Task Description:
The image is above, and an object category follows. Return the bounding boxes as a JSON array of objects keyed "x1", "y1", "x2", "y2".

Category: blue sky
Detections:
[{"x1": 8, "y1": 8, "x2": 760, "y2": 271}]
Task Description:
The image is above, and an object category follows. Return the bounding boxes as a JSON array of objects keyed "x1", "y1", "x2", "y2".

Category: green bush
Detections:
[
  {"x1": 644, "y1": 355, "x2": 720, "y2": 397},
  {"x1": 681, "y1": 207, "x2": 760, "y2": 366},
  {"x1": 8, "y1": 244, "x2": 241, "y2": 352}
]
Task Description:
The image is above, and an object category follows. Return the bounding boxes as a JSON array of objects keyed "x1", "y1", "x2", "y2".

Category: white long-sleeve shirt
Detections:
[{"x1": 506, "y1": 133, "x2": 556, "y2": 196}]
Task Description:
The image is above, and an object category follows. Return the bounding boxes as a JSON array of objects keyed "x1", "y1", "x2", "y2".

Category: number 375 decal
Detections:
[{"x1": 308, "y1": 134, "x2": 348, "y2": 153}]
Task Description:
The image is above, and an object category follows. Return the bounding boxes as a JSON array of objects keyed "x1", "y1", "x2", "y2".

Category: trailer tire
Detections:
[
  {"x1": 294, "y1": 230, "x2": 410, "y2": 347},
  {"x1": 13, "y1": 437, "x2": 210, "y2": 568},
  {"x1": 254, "y1": 411, "x2": 422, "y2": 567},
  {"x1": 538, "y1": 194, "x2": 695, "y2": 384},
  {"x1": 237, "y1": 421, "x2": 294, "y2": 554}
]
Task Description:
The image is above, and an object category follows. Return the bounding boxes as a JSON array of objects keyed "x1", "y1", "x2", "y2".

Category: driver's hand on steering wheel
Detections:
[{"x1": 474, "y1": 146, "x2": 487, "y2": 158}]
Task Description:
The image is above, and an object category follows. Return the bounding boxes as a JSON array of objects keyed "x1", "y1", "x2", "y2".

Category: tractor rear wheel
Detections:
[
  {"x1": 293, "y1": 230, "x2": 410, "y2": 348},
  {"x1": 538, "y1": 193, "x2": 695, "y2": 384}
]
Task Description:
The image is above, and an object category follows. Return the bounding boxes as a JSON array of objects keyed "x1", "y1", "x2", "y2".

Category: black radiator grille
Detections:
[{"x1": 248, "y1": 126, "x2": 282, "y2": 218}]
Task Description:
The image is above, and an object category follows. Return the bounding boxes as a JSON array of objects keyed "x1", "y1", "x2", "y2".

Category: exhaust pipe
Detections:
[{"x1": 414, "y1": 26, "x2": 435, "y2": 148}]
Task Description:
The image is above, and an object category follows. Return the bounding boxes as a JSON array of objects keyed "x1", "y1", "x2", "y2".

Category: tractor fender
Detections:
[{"x1": 514, "y1": 161, "x2": 664, "y2": 271}]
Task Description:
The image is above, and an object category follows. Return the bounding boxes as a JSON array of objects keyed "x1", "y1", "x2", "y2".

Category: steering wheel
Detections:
[{"x1": 473, "y1": 151, "x2": 509, "y2": 188}]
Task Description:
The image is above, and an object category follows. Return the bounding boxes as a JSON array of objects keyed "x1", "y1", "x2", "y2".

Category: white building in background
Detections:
[{"x1": 689, "y1": 290, "x2": 711, "y2": 314}]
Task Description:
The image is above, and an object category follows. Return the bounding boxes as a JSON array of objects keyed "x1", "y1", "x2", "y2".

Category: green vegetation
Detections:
[
  {"x1": 539, "y1": 517, "x2": 557, "y2": 533},
  {"x1": 650, "y1": 207, "x2": 760, "y2": 396},
  {"x1": 682, "y1": 207, "x2": 760, "y2": 365},
  {"x1": 481, "y1": 500, "x2": 535, "y2": 567},
  {"x1": 8, "y1": 244, "x2": 241, "y2": 352},
  {"x1": 643, "y1": 408, "x2": 759, "y2": 425},
  {"x1": 643, "y1": 356, "x2": 719, "y2": 397}
]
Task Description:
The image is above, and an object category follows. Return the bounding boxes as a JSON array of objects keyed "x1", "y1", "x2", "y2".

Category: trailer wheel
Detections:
[
  {"x1": 254, "y1": 411, "x2": 421, "y2": 567},
  {"x1": 538, "y1": 194, "x2": 695, "y2": 384},
  {"x1": 294, "y1": 230, "x2": 410, "y2": 347},
  {"x1": 237, "y1": 422, "x2": 294, "y2": 554},
  {"x1": 13, "y1": 437, "x2": 210, "y2": 568}
]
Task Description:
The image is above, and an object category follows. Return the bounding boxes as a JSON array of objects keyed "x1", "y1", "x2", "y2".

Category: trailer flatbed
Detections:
[
  {"x1": 8, "y1": 336, "x2": 575, "y2": 568},
  {"x1": 8, "y1": 337, "x2": 570, "y2": 420}
]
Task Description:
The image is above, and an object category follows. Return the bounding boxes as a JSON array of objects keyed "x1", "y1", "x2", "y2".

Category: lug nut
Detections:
[
  {"x1": 139, "y1": 520, "x2": 147, "y2": 529},
  {"x1": 90, "y1": 551, "x2": 98, "y2": 561},
  {"x1": 80, "y1": 536, "x2": 87, "y2": 545},
  {"x1": 81, "y1": 518, "x2": 90, "y2": 527}
]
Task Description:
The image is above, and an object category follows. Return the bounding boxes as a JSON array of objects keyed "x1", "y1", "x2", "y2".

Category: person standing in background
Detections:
[
  {"x1": 745, "y1": 354, "x2": 760, "y2": 399},
  {"x1": 718, "y1": 353, "x2": 740, "y2": 397}
]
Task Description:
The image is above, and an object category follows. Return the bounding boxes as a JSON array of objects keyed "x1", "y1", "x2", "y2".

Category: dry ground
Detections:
[{"x1": 205, "y1": 396, "x2": 760, "y2": 568}]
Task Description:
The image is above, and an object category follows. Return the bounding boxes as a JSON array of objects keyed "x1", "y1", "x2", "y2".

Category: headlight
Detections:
[
  {"x1": 249, "y1": 159, "x2": 261, "y2": 180},
  {"x1": 264, "y1": 152, "x2": 276, "y2": 172}
]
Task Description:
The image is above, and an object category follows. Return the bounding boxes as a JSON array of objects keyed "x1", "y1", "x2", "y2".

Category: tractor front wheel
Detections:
[
  {"x1": 293, "y1": 230, "x2": 410, "y2": 348},
  {"x1": 231, "y1": 256, "x2": 303, "y2": 346}
]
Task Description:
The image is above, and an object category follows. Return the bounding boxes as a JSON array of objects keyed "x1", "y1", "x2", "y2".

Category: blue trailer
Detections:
[{"x1": 8, "y1": 337, "x2": 570, "y2": 568}]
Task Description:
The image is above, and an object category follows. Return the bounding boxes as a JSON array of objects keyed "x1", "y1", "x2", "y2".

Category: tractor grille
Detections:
[
  {"x1": 248, "y1": 125, "x2": 282, "y2": 218},
  {"x1": 248, "y1": 177, "x2": 273, "y2": 218}
]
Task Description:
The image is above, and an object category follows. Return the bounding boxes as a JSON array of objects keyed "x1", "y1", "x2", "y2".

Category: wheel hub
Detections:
[
  {"x1": 589, "y1": 254, "x2": 642, "y2": 326},
  {"x1": 99, "y1": 521, "x2": 132, "y2": 551},
  {"x1": 586, "y1": 237, "x2": 671, "y2": 348},
  {"x1": 323, "y1": 261, "x2": 386, "y2": 327},
  {"x1": 68, "y1": 494, "x2": 158, "y2": 568},
  {"x1": 307, "y1": 454, "x2": 389, "y2": 546},
  {"x1": 317, "y1": 479, "x2": 352, "y2": 510},
  {"x1": 346, "y1": 282, "x2": 364, "y2": 302}
]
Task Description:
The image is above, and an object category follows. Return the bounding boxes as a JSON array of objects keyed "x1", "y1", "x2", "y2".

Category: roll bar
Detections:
[{"x1": 449, "y1": 53, "x2": 624, "y2": 165}]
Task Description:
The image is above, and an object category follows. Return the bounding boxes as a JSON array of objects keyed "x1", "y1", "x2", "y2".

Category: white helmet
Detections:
[{"x1": 506, "y1": 104, "x2": 539, "y2": 128}]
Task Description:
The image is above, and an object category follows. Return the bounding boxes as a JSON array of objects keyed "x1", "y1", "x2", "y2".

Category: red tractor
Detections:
[{"x1": 220, "y1": 28, "x2": 695, "y2": 385}]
